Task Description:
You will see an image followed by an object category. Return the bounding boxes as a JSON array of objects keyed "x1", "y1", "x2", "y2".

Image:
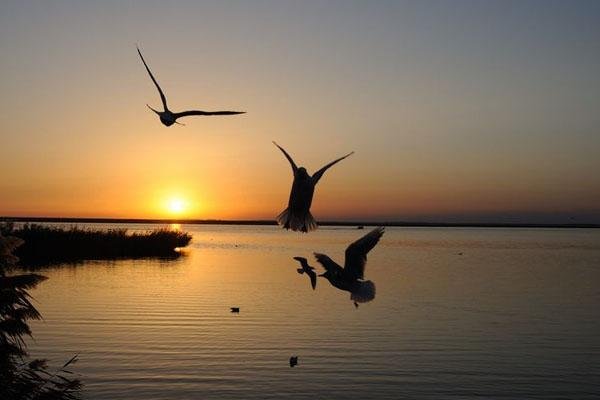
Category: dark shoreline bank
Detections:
[{"x1": 2, "y1": 216, "x2": 598, "y2": 229}]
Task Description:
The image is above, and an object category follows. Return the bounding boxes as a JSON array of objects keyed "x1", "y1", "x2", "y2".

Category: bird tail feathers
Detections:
[
  {"x1": 276, "y1": 208, "x2": 317, "y2": 232},
  {"x1": 351, "y1": 280, "x2": 376, "y2": 303}
]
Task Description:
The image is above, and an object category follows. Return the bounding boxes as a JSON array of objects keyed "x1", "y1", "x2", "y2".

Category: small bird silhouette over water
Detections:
[
  {"x1": 289, "y1": 356, "x2": 298, "y2": 367},
  {"x1": 136, "y1": 46, "x2": 245, "y2": 127},
  {"x1": 293, "y1": 256, "x2": 317, "y2": 290},
  {"x1": 230, "y1": 307, "x2": 240, "y2": 313},
  {"x1": 315, "y1": 227, "x2": 384, "y2": 307},
  {"x1": 273, "y1": 142, "x2": 354, "y2": 232}
]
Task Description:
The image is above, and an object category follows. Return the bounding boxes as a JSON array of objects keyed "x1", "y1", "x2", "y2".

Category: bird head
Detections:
[{"x1": 296, "y1": 167, "x2": 309, "y2": 178}]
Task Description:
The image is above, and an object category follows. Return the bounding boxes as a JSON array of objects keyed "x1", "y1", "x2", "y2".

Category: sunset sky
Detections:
[{"x1": 1, "y1": 0, "x2": 599, "y2": 223}]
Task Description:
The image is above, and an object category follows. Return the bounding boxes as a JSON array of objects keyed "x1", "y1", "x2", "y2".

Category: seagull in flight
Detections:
[
  {"x1": 315, "y1": 227, "x2": 384, "y2": 307},
  {"x1": 273, "y1": 142, "x2": 354, "y2": 232},
  {"x1": 292, "y1": 256, "x2": 317, "y2": 290},
  {"x1": 136, "y1": 46, "x2": 245, "y2": 127}
]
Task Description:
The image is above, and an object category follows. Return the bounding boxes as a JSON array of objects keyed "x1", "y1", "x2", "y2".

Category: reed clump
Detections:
[{"x1": 3, "y1": 224, "x2": 192, "y2": 266}]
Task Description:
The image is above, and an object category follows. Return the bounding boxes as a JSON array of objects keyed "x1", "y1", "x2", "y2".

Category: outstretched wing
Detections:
[
  {"x1": 344, "y1": 227, "x2": 384, "y2": 280},
  {"x1": 273, "y1": 141, "x2": 298, "y2": 173},
  {"x1": 293, "y1": 256, "x2": 311, "y2": 270},
  {"x1": 307, "y1": 269, "x2": 317, "y2": 290},
  {"x1": 293, "y1": 256, "x2": 317, "y2": 289},
  {"x1": 137, "y1": 46, "x2": 168, "y2": 110},
  {"x1": 314, "y1": 253, "x2": 343, "y2": 274},
  {"x1": 311, "y1": 151, "x2": 354, "y2": 185},
  {"x1": 174, "y1": 110, "x2": 245, "y2": 118}
]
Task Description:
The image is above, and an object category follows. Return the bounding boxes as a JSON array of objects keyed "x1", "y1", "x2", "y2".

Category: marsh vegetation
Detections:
[{"x1": 2, "y1": 224, "x2": 192, "y2": 267}]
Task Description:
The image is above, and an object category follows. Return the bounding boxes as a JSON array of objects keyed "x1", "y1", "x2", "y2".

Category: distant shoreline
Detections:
[{"x1": 2, "y1": 216, "x2": 598, "y2": 229}]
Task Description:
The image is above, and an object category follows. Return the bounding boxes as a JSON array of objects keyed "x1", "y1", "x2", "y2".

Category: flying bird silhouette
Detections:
[
  {"x1": 273, "y1": 142, "x2": 354, "y2": 232},
  {"x1": 136, "y1": 46, "x2": 245, "y2": 127},
  {"x1": 315, "y1": 227, "x2": 384, "y2": 307},
  {"x1": 289, "y1": 356, "x2": 298, "y2": 367},
  {"x1": 292, "y1": 256, "x2": 317, "y2": 290}
]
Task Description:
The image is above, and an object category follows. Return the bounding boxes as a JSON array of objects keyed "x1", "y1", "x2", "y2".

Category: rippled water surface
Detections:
[{"x1": 27, "y1": 225, "x2": 600, "y2": 399}]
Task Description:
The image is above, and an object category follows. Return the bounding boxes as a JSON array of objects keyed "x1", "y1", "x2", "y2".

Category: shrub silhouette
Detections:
[{"x1": 0, "y1": 230, "x2": 82, "y2": 400}]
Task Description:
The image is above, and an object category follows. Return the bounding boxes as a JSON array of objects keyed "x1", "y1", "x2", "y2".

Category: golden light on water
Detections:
[{"x1": 169, "y1": 223, "x2": 182, "y2": 231}]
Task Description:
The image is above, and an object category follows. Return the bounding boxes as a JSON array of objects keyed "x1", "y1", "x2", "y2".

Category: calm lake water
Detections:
[{"x1": 26, "y1": 225, "x2": 600, "y2": 399}]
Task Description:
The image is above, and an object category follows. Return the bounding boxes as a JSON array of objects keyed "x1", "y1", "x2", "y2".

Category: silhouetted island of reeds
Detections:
[{"x1": 5, "y1": 224, "x2": 191, "y2": 266}]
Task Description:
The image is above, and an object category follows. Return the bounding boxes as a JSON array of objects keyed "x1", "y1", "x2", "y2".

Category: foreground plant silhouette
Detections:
[{"x1": 0, "y1": 231, "x2": 82, "y2": 400}]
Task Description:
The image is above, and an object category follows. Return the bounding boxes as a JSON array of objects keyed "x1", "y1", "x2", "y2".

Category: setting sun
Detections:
[
  {"x1": 153, "y1": 187, "x2": 203, "y2": 218},
  {"x1": 167, "y1": 197, "x2": 186, "y2": 215}
]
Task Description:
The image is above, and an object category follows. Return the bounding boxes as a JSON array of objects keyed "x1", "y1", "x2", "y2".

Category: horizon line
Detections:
[{"x1": 1, "y1": 216, "x2": 598, "y2": 229}]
